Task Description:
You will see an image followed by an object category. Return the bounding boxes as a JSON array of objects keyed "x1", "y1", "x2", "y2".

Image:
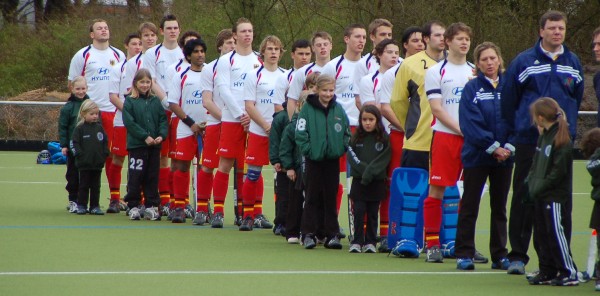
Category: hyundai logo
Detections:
[
  {"x1": 452, "y1": 87, "x2": 463, "y2": 96},
  {"x1": 267, "y1": 89, "x2": 274, "y2": 97},
  {"x1": 192, "y1": 90, "x2": 203, "y2": 98},
  {"x1": 98, "y1": 67, "x2": 109, "y2": 75}
]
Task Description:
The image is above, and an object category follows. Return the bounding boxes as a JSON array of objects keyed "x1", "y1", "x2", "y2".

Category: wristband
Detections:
[{"x1": 182, "y1": 116, "x2": 195, "y2": 127}]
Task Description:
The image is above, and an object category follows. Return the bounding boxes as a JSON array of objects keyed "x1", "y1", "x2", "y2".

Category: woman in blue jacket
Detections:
[{"x1": 454, "y1": 42, "x2": 514, "y2": 270}]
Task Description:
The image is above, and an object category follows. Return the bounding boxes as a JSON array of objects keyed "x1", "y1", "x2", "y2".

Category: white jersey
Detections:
[
  {"x1": 168, "y1": 66, "x2": 208, "y2": 139},
  {"x1": 380, "y1": 62, "x2": 402, "y2": 105},
  {"x1": 425, "y1": 59, "x2": 475, "y2": 135},
  {"x1": 287, "y1": 62, "x2": 324, "y2": 100},
  {"x1": 142, "y1": 43, "x2": 184, "y2": 94},
  {"x1": 68, "y1": 45, "x2": 125, "y2": 112},
  {"x1": 214, "y1": 50, "x2": 262, "y2": 122},
  {"x1": 109, "y1": 53, "x2": 145, "y2": 127},
  {"x1": 199, "y1": 58, "x2": 225, "y2": 126},
  {"x1": 353, "y1": 53, "x2": 379, "y2": 97},
  {"x1": 321, "y1": 55, "x2": 359, "y2": 126},
  {"x1": 244, "y1": 66, "x2": 287, "y2": 137},
  {"x1": 284, "y1": 68, "x2": 296, "y2": 86},
  {"x1": 359, "y1": 70, "x2": 391, "y2": 133}
]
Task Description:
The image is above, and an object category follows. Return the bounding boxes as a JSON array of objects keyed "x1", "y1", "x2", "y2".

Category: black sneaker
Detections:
[
  {"x1": 337, "y1": 228, "x2": 347, "y2": 239},
  {"x1": 106, "y1": 199, "x2": 120, "y2": 214},
  {"x1": 528, "y1": 272, "x2": 554, "y2": 285},
  {"x1": 378, "y1": 236, "x2": 390, "y2": 253},
  {"x1": 234, "y1": 216, "x2": 242, "y2": 226},
  {"x1": 551, "y1": 274, "x2": 579, "y2": 286},
  {"x1": 210, "y1": 212, "x2": 224, "y2": 228},
  {"x1": 239, "y1": 216, "x2": 253, "y2": 231},
  {"x1": 473, "y1": 250, "x2": 489, "y2": 264},
  {"x1": 304, "y1": 236, "x2": 316, "y2": 249},
  {"x1": 253, "y1": 214, "x2": 273, "y2": 229},
  {"x1": 325, "y1": 237, "x2": 342, "y2": 249},
  {"x1": 171, "y1": 208, "x2": 186, "y2": 223}
]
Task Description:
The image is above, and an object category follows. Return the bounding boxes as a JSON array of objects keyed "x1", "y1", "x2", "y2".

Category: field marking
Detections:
[{"x1": 0, "y1": 270, "x2": 505, "y2": 276}]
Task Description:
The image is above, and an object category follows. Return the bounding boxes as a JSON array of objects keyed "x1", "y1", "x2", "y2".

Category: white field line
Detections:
[{"x1": 0, "y1": 270, "x2": 505, "y2": 276}]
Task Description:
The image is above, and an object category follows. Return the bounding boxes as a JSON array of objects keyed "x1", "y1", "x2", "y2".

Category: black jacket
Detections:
[{"x1": 70, "y1": 122, "x2": 109, "y2": 170}]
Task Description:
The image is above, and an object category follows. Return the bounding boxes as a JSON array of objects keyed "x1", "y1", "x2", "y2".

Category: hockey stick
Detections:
[
  {"x1": 233, "y1": 160, "x2": 240, "y2": 225},
  {"x1": 347, "y1": 160, "x2": 354, "y2": 243}
]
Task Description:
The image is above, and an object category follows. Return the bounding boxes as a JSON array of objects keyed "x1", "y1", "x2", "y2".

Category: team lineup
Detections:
[{"x1": 57, "y1": 10, "x2": 600, "y2": 290}]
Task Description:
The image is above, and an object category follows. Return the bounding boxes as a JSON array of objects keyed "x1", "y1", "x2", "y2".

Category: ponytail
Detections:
[{"x1": 529, "y1": 97, "x2": 570, "y2": 148}]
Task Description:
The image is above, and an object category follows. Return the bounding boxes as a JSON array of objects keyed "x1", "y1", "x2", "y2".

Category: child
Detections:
[
  {"x1": 526, "y1": 97, "x2": 578, "y2": 286},
  {"x1": 580, "y1": 127, "x2": 600, "y2": 291},
  {"x1": 347, "y1": 105, "x2": 391, "y2": 253},
  {"x1": 70, "y1": 100, "x2": 109, "y2": 215},
  {"x1": 59, "y1": 76, "x2": 89, "y2": 213},
  {"x1": 295, "y1": 74, "x2": 350, "y2": 249},
  {"x1": 122, "y1": 68, "x2": 168, "y2": 221}
]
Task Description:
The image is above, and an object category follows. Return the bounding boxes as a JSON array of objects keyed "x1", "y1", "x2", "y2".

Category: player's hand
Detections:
[
  {"x1": 145, "y1": 136, "x2": 155, "y2": 145},
  {"x1": 274, "y1": 163, "x2": 281, "y2": 172},
  {"x1": 240, "y1": 113, "x2": 251, "y2": 129},
  {"x1": 287, "y1": 169, "x2": 296, "y2": 181},
  {"x1": 263, "y1": 124, "x2": 271, "y2": 135},
  {"x1": 61, "y1": 147, "x2": 68, "y2": 156},
  {"x1": 191, "y1": 124, "x2": 202, "y2": 134},
  {"x1": 154, "y1": 136, "x2": 163, "y2": 145}
]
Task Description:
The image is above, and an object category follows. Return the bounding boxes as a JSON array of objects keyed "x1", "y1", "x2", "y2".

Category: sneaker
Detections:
[
  {"x1": 507, "y1": 261, "x2": 525, "y2": 275},
  {"x1": 253, "y1": 214, "x2": 273, "y2": 229},
  {"x1": 287, "y1": 237, "x2": 299, "y2": 244},
  {"x1": 234, "y1": 216, "x2": 242, "y2": 226},
  {"x1": 304, "y1": 236, "x2": 316, "y2": 249},
  {"x1": 76, "y1": 205, "x2": 87, "y2": 215},
  {"x1": 167, "y1": 208, "x2": 175, "y2": 221},
  {"x1": 338, "y1": 227, "x2": 347, "y2": 239},
  {"x1": 138, "y1": 205, "x2": 146, "y2": 218},
  {"x1": 528, "y1": 272, "x2": 554, "y2": 285},
  {"x1": 129, "y1": 207, "x2": 141, "y2": 220},
  {"x1": 144, "y1": 206, "x2": 161, "y2": 221},
  {"x1": 551, "y1": 274, "x2": 579, "y2": 286},
  {"x1": 184, "y1": 204, "x2": 195, "y2": 219},
  {"x1": 325, "y1": 237, "x2": 342, "y2": 249},
  {"x1": 239, "y1": 216, "x2": 253, "y2": 231},
  {"x1": 457, "y1": 258, "x2": 475, "y2": 270},
  {"x1": 106, "y1": 200, "x2": 120, "y2": 214},
  {"x1": 426, "y1": 246, "x2": 444, "y2": 263},
  {"x1": 210, "y1": 212, "x2": 224, "y2": 228},
  {"x1": 473, "y1": 250, "x2": 489, "y2": 264},
  {"x1": 119, "y1": 200, "x2": 128, "y2": 211},
  {"x1": 378, "y1": 236, "x2": 390, "y2": 253},
  {"x1": 171, "y1": 208, "x2": 186, "y2": 223},
  {"x1": 89, "y1": 207, "x2": 104, "y2": 215},
  {"x1": 273, "y1": 224, "x2": 283, "y2": 235},
  {"x1": 526, "y1": 270, "x2": 539, "y2": 280},
  {"x1": 491, "y1": 258, "x2": 510, "y2": 270},
  {"x1": 68, "y1": 201, "x2": 78, "y2": 213},
  {"x1": 192, "y1": 211, "x2": 208, "y2": 225},
  {"x1": 161, "y1": 203, "x2": 171, "y2": 217},
  {"x1": 349, "y1": 244, "x2": 362, "y2": 253},
  {"x1": 363, "y1": 244, "x2": 377, "y2": 253}
]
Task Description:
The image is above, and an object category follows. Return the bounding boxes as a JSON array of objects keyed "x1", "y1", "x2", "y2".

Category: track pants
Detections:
[
  {"x1": 301, "y1": 158, "x2": 340, "y2": 240},
  {"x1": 125, "y1": 147, "x2": 161, "y2": 208},
  {"x1": 78, "y1": 169, "x2": 102, "y2": 209},
  {"x1": 273, "y1": 171, "x2": 290, "y2": 227},
  {"x1": 65, "y1": 151, "x2": 79, "y2": 202}
]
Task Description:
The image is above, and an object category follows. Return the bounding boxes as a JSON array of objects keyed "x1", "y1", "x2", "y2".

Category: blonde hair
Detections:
[
  {"x1": 297, "y1": 90, "x2": 310, "y2": 112},
  {"x1": 473, "y1": 42, "x2": 504, "y2": 74},
  {"x1": 71, "y1": 76, "x2": 87, "y2": 89},
  {"x1": 315, "y1": 74, "x2": 335, "y2": 91},
  {"x1": 259, "y1": 35, "x2": 285, "y2": 60},
  {"x1": 130, "y1": 69, "x2": 153, "y2": 98},
  {"x1": 304, "y1": 72, "x2": 320, "y2": 91},
  {"x1": 77, "y1": 100, "x2": 99, "y2": 126}
]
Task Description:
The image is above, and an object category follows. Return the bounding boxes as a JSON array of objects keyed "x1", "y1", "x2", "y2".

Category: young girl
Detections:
[
  {"x1": 526, "y1": 97, "x2": 578, "y2": 286},
  {"x1": 122, "y1": 68, "x2": 168, "y2": 221},
  {"x1": 295, "y1": 74, "x2": 350, "y2": 249},
  {"x1": 347, "y1": 105, "x2": 391, "y2": 253},
  {"x1": 59, "y1": 76, "x2": 89, "y2": 213},
  {"x1": 70, "y1": 100, "x2": 109, "y2": 215},
  {"x1": 580, "y1": 127, "x2": 600, "y2": 291}
]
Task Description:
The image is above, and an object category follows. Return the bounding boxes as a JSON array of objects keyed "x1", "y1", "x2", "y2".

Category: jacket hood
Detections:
[{"x1": 306, "y1": 93, "x2": 336, "y2": 111}]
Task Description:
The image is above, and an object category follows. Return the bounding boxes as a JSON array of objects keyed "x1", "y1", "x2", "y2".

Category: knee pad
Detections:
[{"x1": 246, "y1": 168, "x2": 262, "y2": 182}]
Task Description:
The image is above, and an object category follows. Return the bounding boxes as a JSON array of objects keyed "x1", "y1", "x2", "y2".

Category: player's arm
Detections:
[
  {"x1": 358, "y1": 75, "x2": 375, "y2": 107},
  {"x1": 389, "y1": 63, "x2": 409, "y2": 129},
  {"x1": 429, "y1": 98, "x2": 461, "y2": 135},
  {"x1": 200, "y1": 68, "x2": 221, "y2": 121},
  {"x1": 286, "y1": 69, "x2": 303, "y2": 120},
  {"x1": 215, "y1": 55, "x2": 244, "y2": 120},
  {"x1": 67, "y1": 52, "x2": 84, "y2": 90},
  {"x1": 381, "y1": 103, "x2": 403, "y2": 131}
]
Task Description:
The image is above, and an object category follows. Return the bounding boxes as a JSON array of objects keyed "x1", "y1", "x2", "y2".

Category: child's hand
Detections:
[
  {"x1": 287, "y1": 169, "x2": 296, "y2": 181},
  {"x1": 154, "y1": 136, "x2": 163, "y2": 145},
  {"x1": 273, "y1": 163, "x2": 281, "y2": 172},
  {"x1": 62, "y1": 147, "x2": 68, "y2": 156},
  {"x1": 145, "y1": 136, "x2": 155, "y2": 145}
]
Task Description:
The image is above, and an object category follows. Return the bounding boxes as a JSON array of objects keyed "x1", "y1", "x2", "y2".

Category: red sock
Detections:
[
  {"x1": 336, "y1": 183, "x2": 343, "y2": 215},
  {"x1": 254, "y1": 175, "x2": 264, "y2": 216},
  {"x1": 379, "y1": 187, "x2": 390, "y2": 237},
  {"x1": 105, "y1": 156, "x2": 113, "y2": 181},
  {"x1": 213, "y1": 170, "x2": 229, "y2": 215},
  {"x1": 196, "y1": 169, "x2": 213, "y2": 212},
  {"x1": 159, "y1": 168, "x2": 170, "y2": 207},
  {"x1": 242, "y1": 178, "x2": 257, "y2": 219},
  {"x1": 108, "y1": 163, "x2": 122, "y2": 201},
  {"x1": 424, "y1": 196, "x2": 443, "y2": 248},
  {"x1": 172, "y1": 170, "x2": 189, "y2": 209}
]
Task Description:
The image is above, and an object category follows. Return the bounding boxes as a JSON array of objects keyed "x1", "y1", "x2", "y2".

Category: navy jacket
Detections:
[
  {"x1": 460, "y1": 72, "x2": 514, "y2": 168},
  {"x1": 501, "y1": 39, "x2": 583, "y2": 145}
]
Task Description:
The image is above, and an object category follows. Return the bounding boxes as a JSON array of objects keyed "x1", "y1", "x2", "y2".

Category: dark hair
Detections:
[
  {"x1": 374, "y1": 39, "x2": 399, "y2": 64},
  {"x1": 539, "y1": 10, "x2": 567, "y2": 29},
  {"x1": 352, "y1": 105, "x2": 386, "y2": 145},
  {"x1": 216, "y1": 29, "x2": 234, "y2": 52},
  {"x1": 183, "y1": 38, "x2": 207, "y2": 63},
  {"x1": 401, "y1": 26, "x2": 422, "y2": 55},
  {"x1": 593, "y1": 27, "x2": 600, "y2": 41},
  {"x1": 124, "y1": 33, "x2": 140, "y2": 45},
  {"x1": 178, "y1": 31, "x2": 202, "y2": 48},
  {"x1": 160, "y1": 14, "x2": 178, "y2": 30},
  {"x1": 444, "y1": 22, "x2": 472, "y2": 42},
  {"x1": 422, "y1": 20, "x2": 445, "y2": 38},
  {"x1": 581, "y1": 128, "x2": 600, "y2": 158},
  {"x1": 529, "y1": 97, "x2": 570, "y2": 148},
  {"x1": 292, "y1": 39, "x2": 311, "y2": 52},
  {"x1": 344, "y1": 23, "x2": 365, "y2": 37}
]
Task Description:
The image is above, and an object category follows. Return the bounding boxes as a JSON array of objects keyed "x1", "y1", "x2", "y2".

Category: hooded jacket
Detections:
[
  {"x1": 58, "y1": 94, "x2": 89, "y2": 149},
  {"x1": 122, "y1": 93, "x2": 168, "y2": 150}
]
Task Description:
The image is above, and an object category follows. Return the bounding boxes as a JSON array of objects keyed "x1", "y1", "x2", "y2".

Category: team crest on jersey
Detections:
[
  {"x1": 334, "y1": 123, "x2": 342, "y2": 132},
  {"x1": 110, "y1": 60, "x2": 116, "y2": 66},
  {"x1": 254, "y1": 64, "x2": 261, "y2": 69},
  {"x1": 563, "y1": 77, "x2": 574, "y2": 90},
  {"x1": 97, "y1": 132, "x2": 104, "y2": 141},
  {"x1": 544, "y1": 145, "x2": 552, "y2": 157},
  {"x1": 375, "y1": 142, "x2": 384, "y2": 152}
]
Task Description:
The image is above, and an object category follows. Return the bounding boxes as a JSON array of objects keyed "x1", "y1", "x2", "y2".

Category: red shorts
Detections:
[
  {"x1": 165, "y1": 116, "x2": 178, "y2": 158},
  {"x1": 429, "y1": 131, "x2": 463, "y2": 187},
  {"x1": 339, "y1": 126, "x2": 357, "y2": 172},
  {"x1": 387, "y1": 129, "x2": 405, "y2": 177},
  {"x1": 111, "y1": 126, "x2": 128, "y2": 157},
  {"x1": 174, "y1": 135, "x2": 198, "y2": 161},
  {"x1": 201, "y1": 124, "x2": 221, "y2": 169},
  {"x1": 101, "y1": 111, "x2": 115, "y2": 150},
  {"x1": 218, "y1": 122, "x2": 247, "y2": 165},
  {"x1": 245, "y1": 132, "x2": 269, "y2": 166}
]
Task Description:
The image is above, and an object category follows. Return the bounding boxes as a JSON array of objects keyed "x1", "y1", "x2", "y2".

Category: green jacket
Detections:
[
  {"x1": 123, "y1": 93, "x2": 168, "y2": 150},
  {"x1": 587, "y1": 148, "x2": 600, "y2": 201},
  {"x1": 347, "y1": 132, "x2": 391, "y2": 185},
  {"x1": 280, "y1": 113, "x2": 302, "y2": 170},
  {"x1": 70, "y1": 122, "x2": 109, "y2": 170},
  {"x1": 269, "y1": 108, "x2": 289, "y2": 165},
  {"x1": 527, "y1": 123, "x2": 573, "y2": 203},
  {"x1": 295, "y1": 94, "x2": 350, "y2": 161},
  {"x1": 58, "y1": 94, "x2": 89, "y2": 149}
]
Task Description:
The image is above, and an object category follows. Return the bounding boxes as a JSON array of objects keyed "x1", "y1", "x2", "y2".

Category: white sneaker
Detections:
[
  {"x1": 144, "y1": 206, "x2": 161, "y2": 221},
  {"x1": 68, "y1": 201, "x2": 78, "y2": 213},
  {"x1": 129, "y1": 207, "x2": 141, "y2": 220},
  {"x1": 363, "y1": 244, "x2": 377, "y2": 253},
  {"x1": 349, "y1": 244, "x2": 362, "y2": 253},
  {"x1": 287, "y1": 237, "x2": 299, "y2": 244}
]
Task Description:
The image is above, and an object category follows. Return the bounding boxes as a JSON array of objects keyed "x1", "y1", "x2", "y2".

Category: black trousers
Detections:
[
  {"x1": 125, "y1": 147, "x2": 161, "y2": 208},
  {"x1": 351, "y1": 199, "x2": 380, "y2": 245},
  {"x1": 273, "y1": 171, "x2": 290, "y2": 226},
  {"x1": 301, "y1": 158, "x2": 340, "y2": 239},
  {"x1": 78, "y1": 169, "x2": 102, "y2": 209},
  {"x1": 455, "y1": 166, "x2": 512, "y2": 261},
  {"x1": 286, "y1": 177, "x2": 304, "y2": 238},
  {"x1": 65, "y1": 151, "x2": 79, "y2": 202},
  {"x1": 400, "y1": 149, "x2": 429, "y2": 171},
  {"x1": 533, "y1": 199, "x2": 577, "y2": 277}
]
